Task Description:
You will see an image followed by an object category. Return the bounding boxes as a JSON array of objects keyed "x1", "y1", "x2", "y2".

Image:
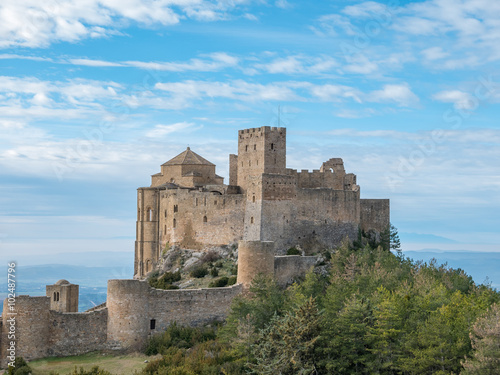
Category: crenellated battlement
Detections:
[{"x1": 238, "y1": 126, "x2": 286, "y2": 136}]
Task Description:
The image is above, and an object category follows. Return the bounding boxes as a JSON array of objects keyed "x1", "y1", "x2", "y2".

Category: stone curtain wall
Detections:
[
  {"x1": 0, "y1": 296, "x2": 107, "y2": 366},
  {"x1": 360, "y1": 199, "x2": 390, "y2": 233},
  {"x1": 160, "y1": 189, "x2": 245, "y2": 249},
  {"x1": 274, "y1": 256, "x2": 318, "y2": 286},
  {"x1": 261, "y1": 188, "x2": 361, "y2": 253},
  {"x1": 47, "y1": 308, "x2": 108, "y2": 357},
  {"x1": 107, "y1": 279, "x2": 243, "y2": 351}
]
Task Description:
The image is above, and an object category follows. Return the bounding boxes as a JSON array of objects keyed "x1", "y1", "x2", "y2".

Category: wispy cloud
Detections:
[
  {"x1": 145, "y1": 122, "x2": 199, "y2": 138},
  {"x1": 367, "y1": 83, "x2": 420, "y2": 107}
]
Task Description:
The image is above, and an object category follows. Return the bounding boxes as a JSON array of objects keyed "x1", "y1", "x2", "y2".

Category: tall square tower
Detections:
[{"x1": 235, "y1": 126, "x2": 286, "y2": 193}]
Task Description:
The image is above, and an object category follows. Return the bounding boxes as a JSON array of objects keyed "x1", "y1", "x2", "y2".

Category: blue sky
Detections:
[{"x1": 0, "y1": 0, "x2": 499, "y2": 266}]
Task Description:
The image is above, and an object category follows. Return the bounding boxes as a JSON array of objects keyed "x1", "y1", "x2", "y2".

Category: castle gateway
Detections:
[{"x1": 135, "y1": 126, "x2": 389, "y2": 278}]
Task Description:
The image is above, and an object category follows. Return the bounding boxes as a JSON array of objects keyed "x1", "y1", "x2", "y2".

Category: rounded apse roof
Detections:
[{"x1": 55, "y1": 279, "x2": 70, "y2": 285}]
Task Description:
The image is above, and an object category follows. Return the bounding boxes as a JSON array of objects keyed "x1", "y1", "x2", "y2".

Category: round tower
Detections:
[
  {"x1": 1, "y1": 296, "x2": 50, "y2": 363},
  {"x1": 106, "y1": 279, "x2": 149, "y2": 351},
  {"x1": 237, "y1": 240, "x2": 275, "y2": 288}
]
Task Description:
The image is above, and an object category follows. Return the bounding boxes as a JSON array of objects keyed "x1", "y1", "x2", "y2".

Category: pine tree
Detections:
[
  {"x1": 250, "y1": 297, "x2": 321, "y2": 375},
  {"x1": 462, "y1": 303, "x2": 500, "y2": 374}
]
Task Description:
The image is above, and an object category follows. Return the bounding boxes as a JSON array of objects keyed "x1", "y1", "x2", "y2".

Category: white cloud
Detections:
[
  {"x1": 421, "y1": 47, "x2": 449, "y2": 61},
  {"x1": 314, "y1": 14, "x2": 357, "y2": 37},
  {"x1": 69, "y1": 59, "x2": 124, "y2": 67},
  {"x1": 145, "y1": 122, "x2": 198, "y2": 138},
  {"x1": 155, "y1": 79, "x2": 300, "y2": 104},
  {"x1": 367, "y1": 83, "x2": 419, "y2": 107},
  {"x1": 275, "y1": 0, "x2": 291, "y2": 9},
  {"x1": 0, "y1": 76, "x2": 125, "y2": 120},
  {"x1": 69, "y1": 52, "x2": 239, "y2": 72},
  {"x1": 309, "y1": 84, "x2": 362, "y2": 103},
  {"x1": 0, "y1": 0, "x2": 252, "y2": 48},
  {"x1": 391, "y1": 0, "x2": 500, "y2": 65},
  {"x1": 0, "y1": 120, "x2": 25, "y2": 129},
  {"x1": 432, "y1": 90, "x2": 477, "y2": 110},
  {"x1": 342, "y1": 1, "x2": 390, "y2": 18},
  {"x1": 254, "y1": 55, "x2": 338, "y2": 75},
  {"x1": 0, "y1": 53, "x2": 53, "y2": 62}
]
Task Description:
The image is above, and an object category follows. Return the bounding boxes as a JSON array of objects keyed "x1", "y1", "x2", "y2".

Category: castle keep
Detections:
[
  {"x1": 135, "y1": 126, "x2": 389, "y2": 278},
  {"x1": 1, "y1": 126, "x2": 390, "y2": 366}
]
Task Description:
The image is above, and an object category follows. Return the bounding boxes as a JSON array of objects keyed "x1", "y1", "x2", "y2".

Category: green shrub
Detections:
[
  {"x1": 214, "y1": 260, "x2": 223, "y2": 268},
  {"x1": 227, "y1": 276, "x2": 237, "y2": 286},
  {"x1": 149, "y1": 271, "x2": 181, "y2": 289},
  {"x1": 230, "y1": 266, "x2": 238, "y2": 275},
  {"x1": 190, "y1": 266, "x2": 208, "y2": 278},
  {"x1": 210, "y1": 267, "x2": 219, "y2": 277},
  {"x1": 163, "y1": 271, "x2": 181, "y2": 283},
  {"x1": 145, "y1": 322, "x2": 216, "y2": 355},
  {"x1": 7, "y1": 358, "x2": 31, "y2": 375},
  {"x1": 164, "y1": 284, "x2": 179, "y2": 290},
  {"x1": 209, "y1": 276, "x2": 229, "y2": 288},
  {"x1": 286, "y1": 247, "x2": 301, "y2": 255},
  {"x1": 201, "y1": 251, "x2": 220, "y2": 264}
]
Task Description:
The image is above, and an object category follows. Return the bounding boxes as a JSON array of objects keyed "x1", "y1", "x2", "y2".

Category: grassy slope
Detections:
[{"x1": 29, "y1": 352, "x2": 156, "y2": 375}]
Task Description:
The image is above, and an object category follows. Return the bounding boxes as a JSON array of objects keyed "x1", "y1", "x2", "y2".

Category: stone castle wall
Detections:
[
  {"x1": 237, "y1": 241, "x2": 275, "y2": 287},
  {"x1": 260, "y1": 186, "x2": 361, "y2": 253},
  {"x1": 47, "y1": 308, "x2": 108, "y2": 357},
  {"x1": 0, "y1": 296, "x2": 106, "y2": 367},
  {"x1": 274, "y1": 256, "x2": 318, "y2": 286},
  {"x1": 1, "y1": 296, "x2": 50, "y2": 365},
  {"x1": 107, "y1": 279, "x2": 242, "y2": 351},
  {"x1": 360, "y1": 199, "x2": 390, "y2": 233},
  {"x1": 160, "y1": 189, "x2": 245, "y2": 249}
]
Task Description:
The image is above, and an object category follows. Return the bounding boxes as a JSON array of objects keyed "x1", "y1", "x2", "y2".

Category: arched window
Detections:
[
  {"x1": 138, "y1": 209, "x2": 141, "y2": 220},
  {"x1": 173, "y1": 205, "x2": 178, "y2": 213},
  {"x1": 250, "y1": 217, "x2": 254, "y2": 224},
  {"x1": 164, "y1": 210, "x2": 167, "y2": 218},
  {"x1": 56, "y1": 292, "x2": 60, "y2": 301},
  {"x1": 150, "y1": 319, "x2": 156, "y2": 330},
  {"x1": 53, "y1": 292, "x2": 57, "y2": 301},
  {"x1": 253, "y1": 144, "x2": 256, "y2": 150},
  {"x1": 147, "y1": 208, "x2": 153, "y2": 221},
  {"x1": 146, "y1": 260, "x2": 151, "y2": 273},
  {"x1": 249, "y1": 160, "x2": 251, "y2": 166},
  {"x1": 252, "y1": 196, "x2": 255, "y2": 203},
  {"x1": 173, "y1": 218, "x2": 176, "y2": 228},
  {"x1": 203, "y1": 216, "x2": 208, "y2": 223},
  {"x1": 245, "y1": 145, "x2": 248, "y2": 151},
  {"x1": 271, "y1": 143, "x2": 274, "y2": 150}
]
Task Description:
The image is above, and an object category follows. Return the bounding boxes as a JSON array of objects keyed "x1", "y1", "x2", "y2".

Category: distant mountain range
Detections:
[
  {"x1": 0, "y1": 262, "x2": 133, "y2": 312},
  {"x1": 1, "y1": 250, "x2": 498, "y2": 313},
  {"x1": 402, "y1": 251, "x2": 500, "y2": 289}
]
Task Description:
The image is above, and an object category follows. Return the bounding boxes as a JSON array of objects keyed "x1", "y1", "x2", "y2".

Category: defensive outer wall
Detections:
[{"x1": 1, "y1": 241, "x2": 318, "y2": 367}]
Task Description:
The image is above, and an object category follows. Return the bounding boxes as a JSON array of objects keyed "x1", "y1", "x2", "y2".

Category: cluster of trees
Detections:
[{"x1": 139, "y1": 233, "x2": 499, "y2": 374}]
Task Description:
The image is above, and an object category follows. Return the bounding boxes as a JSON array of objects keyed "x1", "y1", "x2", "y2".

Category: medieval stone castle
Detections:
[{"x1": 1, "y1": 126, "x2": 389, "y2": 366}]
